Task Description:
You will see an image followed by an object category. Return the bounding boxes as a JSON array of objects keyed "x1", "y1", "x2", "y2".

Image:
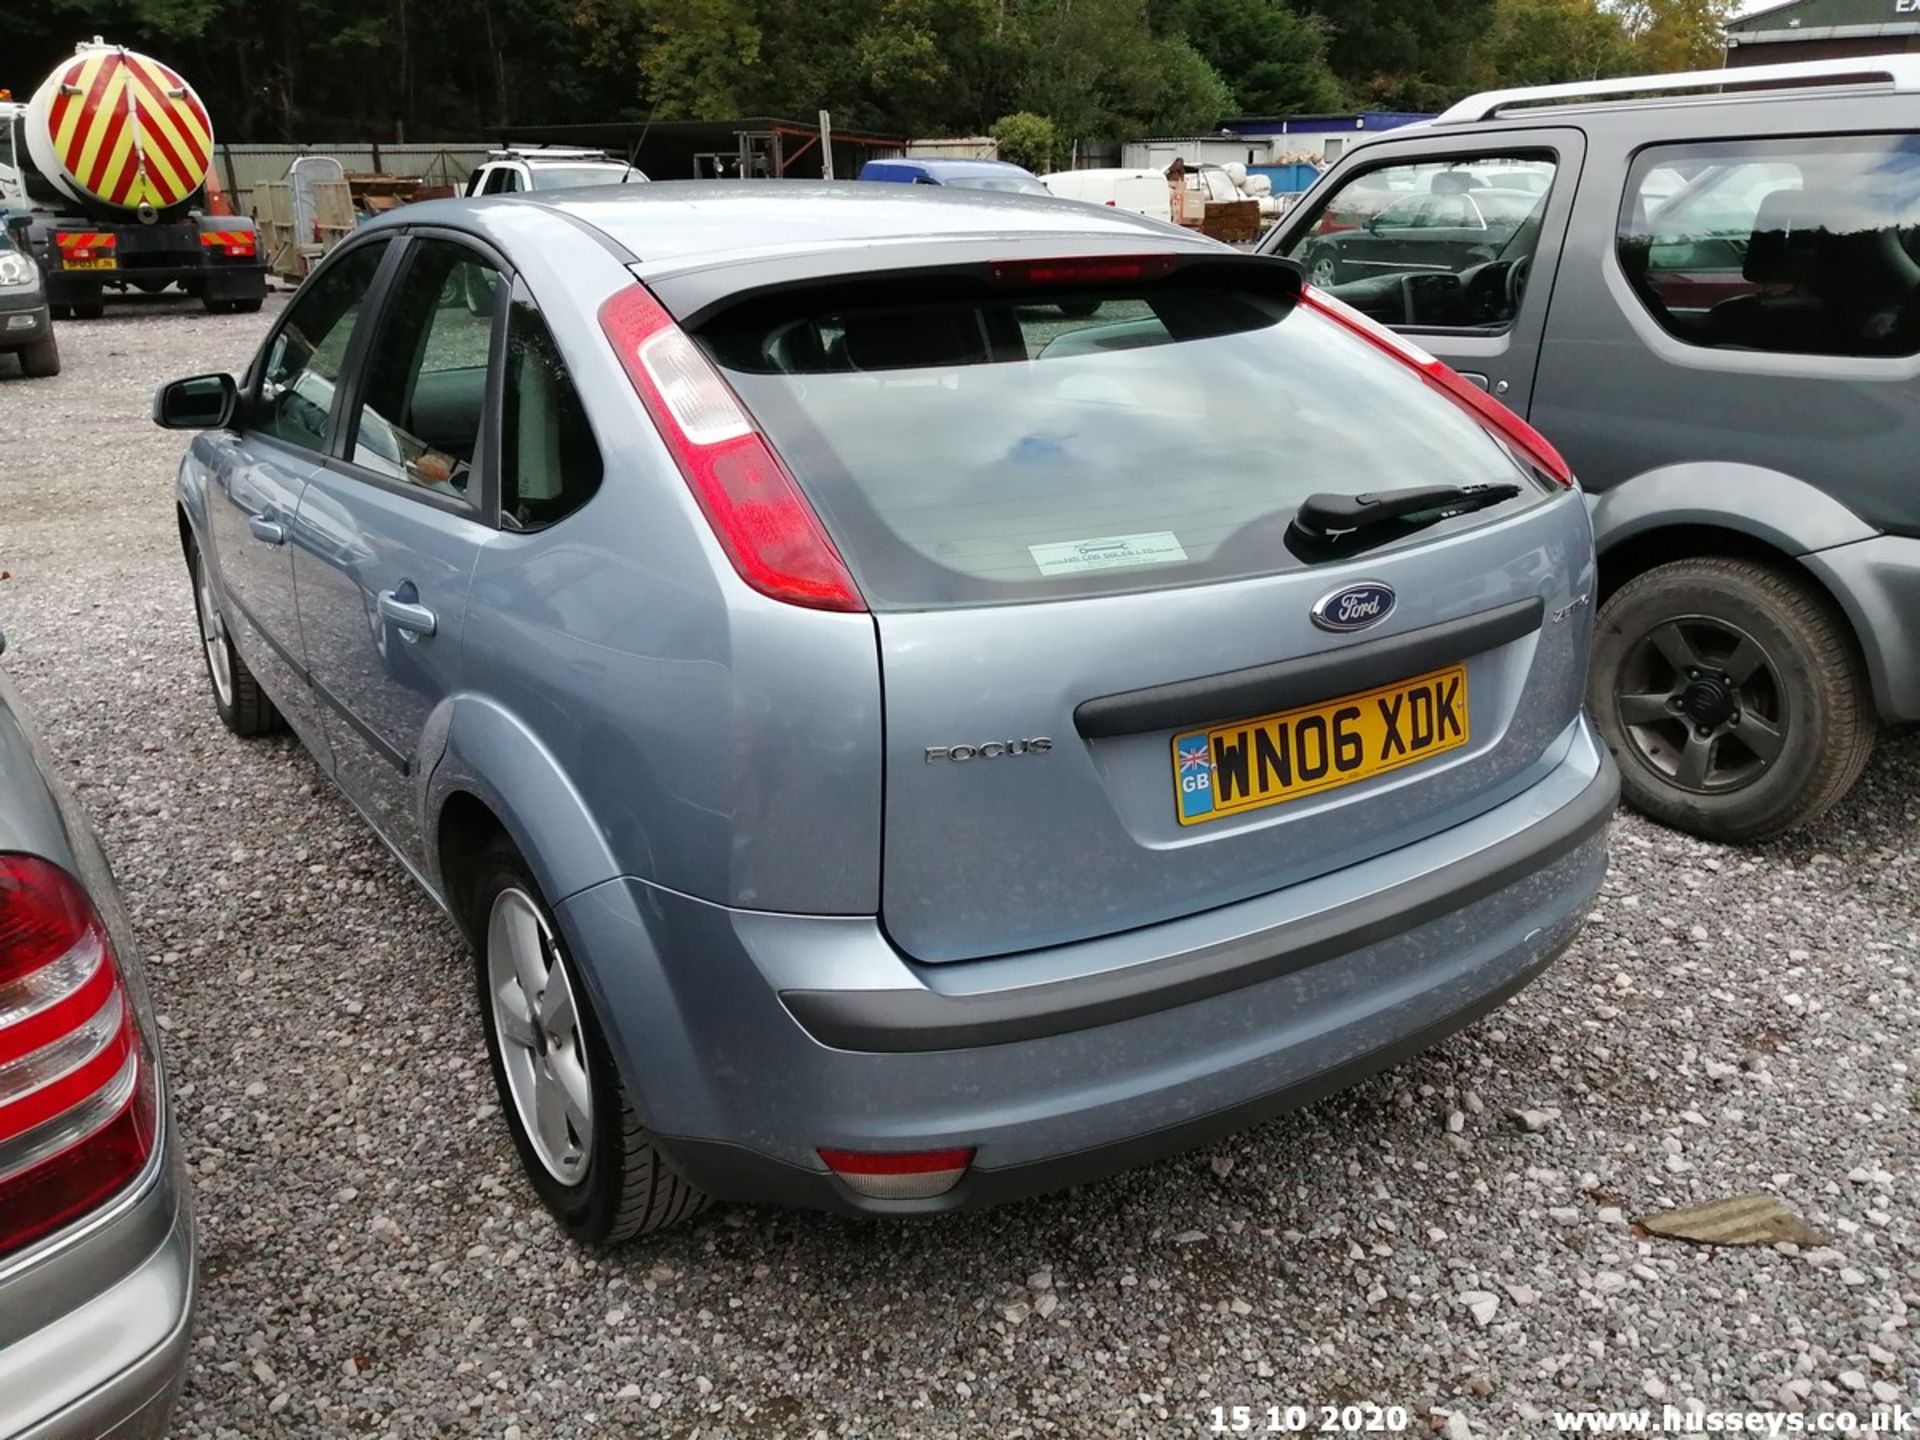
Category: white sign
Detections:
[{"x1": 1029, "y1": 532, "x2": 1189, "y2": 577}]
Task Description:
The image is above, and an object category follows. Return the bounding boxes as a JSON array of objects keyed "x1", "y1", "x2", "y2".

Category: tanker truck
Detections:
[{"x1": 0, "y1": 38, "x2": 267, "y2": 317}]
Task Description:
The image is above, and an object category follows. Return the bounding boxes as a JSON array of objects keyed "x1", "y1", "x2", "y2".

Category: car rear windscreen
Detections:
[{"x1": 698, "y1": 276, "x2": 1536, "y2": 609}]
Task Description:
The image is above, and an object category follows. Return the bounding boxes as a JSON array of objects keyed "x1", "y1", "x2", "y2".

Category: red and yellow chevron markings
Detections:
[{"x1": 44, "y1": 48, "x2": 212, "y2": 210}]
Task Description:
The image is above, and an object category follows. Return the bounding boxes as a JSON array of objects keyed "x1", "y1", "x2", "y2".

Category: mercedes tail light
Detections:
[
  {"x1": 0, "y1": 855, "x2": 157, "y2": 1258},
  {"x1": 599, "y1": 284, "x2": 866, "y2": 612}
]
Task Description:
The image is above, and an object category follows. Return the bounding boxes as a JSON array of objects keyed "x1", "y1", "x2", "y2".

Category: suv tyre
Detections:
[{"x1": 1591, "y1": 557, "x2": 1875, "y2": 842}]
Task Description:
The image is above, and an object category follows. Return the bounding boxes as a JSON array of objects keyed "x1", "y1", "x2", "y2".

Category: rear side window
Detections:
[
  {"x1": 1621, "y1": 134, "x2": 1920, "y2": 357},
  {"x1": 502, "y1": 294, "x2": 602, "y2": 528},
  {"x1": 700, "y1": 276, "x2": 1537, "y2": 609}
]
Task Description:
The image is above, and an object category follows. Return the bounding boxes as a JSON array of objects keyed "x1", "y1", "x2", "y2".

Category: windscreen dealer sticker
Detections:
[{"x1": 1029, "y1": 532, "x2": 1188, "y2": 577}]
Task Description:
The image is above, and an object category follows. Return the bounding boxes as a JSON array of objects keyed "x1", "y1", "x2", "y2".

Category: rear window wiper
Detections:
[{"x1": 1288, "y1": 482, "x2": 1523, "y2": 549}]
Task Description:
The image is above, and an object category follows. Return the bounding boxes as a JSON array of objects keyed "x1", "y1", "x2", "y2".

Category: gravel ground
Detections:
[{"x1": 0, "y1": 301, "x2": 1915, "y2": 1438}]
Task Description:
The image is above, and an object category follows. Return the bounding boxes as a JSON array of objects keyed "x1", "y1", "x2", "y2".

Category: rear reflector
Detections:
[
  {"x1": 1301, "y1": 286, "x2": 1575, "y2": 488},
  {"x1": 986, "y1": 255, "x2": 1176, "y2": 288},
  {"x1": 599, "y1": 284, "x2": 866, "y2": 612},
  {"x1": 818, "y1": 1146, "x2": 975, "y2": 1200},
  {"x1": 0, "y1": 855, "x2": 156, "y2": 1257}
]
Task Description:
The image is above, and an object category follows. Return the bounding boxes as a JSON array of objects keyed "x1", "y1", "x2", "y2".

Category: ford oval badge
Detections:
[{"x1": 1312, "y1": 582, "x2": 1396, "y2": 633}]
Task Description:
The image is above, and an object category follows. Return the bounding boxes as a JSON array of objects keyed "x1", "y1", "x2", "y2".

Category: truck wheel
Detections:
[
  {"x1": 1590, "y1": 557, "x2": 1876, "y2": 843},
  {"x1": 471, "y1": 838, "x2": 711, "y2": 1244},
  {"x1": 203, "y1": 297, "x2": 234, "y2": 315},
  {"x1": 231, "y1": 296, "x2": 264, "y2": 314},
  {"x1": 18, "y1": 334, "x2": 60, "y2": 378},
  {"x1": 49, "y1": 304, "x2": 72, "y2": 321},
  {"x1": 70, "y1": 300, "x2": 104, "y2": 320}
]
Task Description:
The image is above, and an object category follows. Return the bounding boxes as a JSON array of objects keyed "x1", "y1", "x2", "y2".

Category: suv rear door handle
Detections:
[
  {"x1": 377, "y1": 588, "x2": 437, "y2": 640},
  {"x1": 1456, "y1": 372, "x2": 1491, "y2": 391},
  {"x1": 248, "y1": 515, "x2": 285, "y2": 545}
]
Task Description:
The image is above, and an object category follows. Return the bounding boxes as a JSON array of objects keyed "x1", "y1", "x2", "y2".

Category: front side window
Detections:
[
  {"x1": 348, "y1": 238, "x2": 503, "y2": 501},
  {"x1": 254, "y1": 240, "x2": 388, "y2": 454},
  {"x1": 501, "y1": 294, "x2": 602, "y2": 529},
  {"x1": 1283, "y1": 152, "x2": 1557, "y2": 330},
  {"x1": 1621, "y1": 134, "x2": 1920, "y2": 357}
]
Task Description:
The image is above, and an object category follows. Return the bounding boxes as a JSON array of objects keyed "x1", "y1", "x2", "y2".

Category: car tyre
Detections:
[
  {"x1": 189, "y1": 539, "x2": 283, "y2": 736},
  {"x1": 1590, "y1": 556, "x2": 1875, "y2": 842},
  {"x1": 471, "y1": 839, "x2": 711, "y2": 1244},
  {"x1": 18, "y1": 333, "x2": 60, "y2": 378},
  {"x1": 1306, "y1": 249, "x2": 1339, "y2": 287},
  {"x1": 1057, "y1": 300, "x2": 1101, "y2": 318}
]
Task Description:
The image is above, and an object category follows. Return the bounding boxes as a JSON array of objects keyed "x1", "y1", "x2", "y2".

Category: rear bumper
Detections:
[
  {"x1": 558, "y1": 717, "x2": 1617, "y2": 1216},
  {"x1": 0, "y1": 1122, "x2": 195, "y2": 1440}
]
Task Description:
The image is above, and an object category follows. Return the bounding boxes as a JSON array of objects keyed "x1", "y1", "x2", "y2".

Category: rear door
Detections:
[
  {"x1": 1267, "y1": 129, "x2": 1586, "y2": 411},
  {"x1": 291, "y1": 232, "x2": 503, "y2": 865},
  {"x1": 207, "y1": 236, "x2": 392, "y2": 753},
  {"x1": 698, "y1": 260, "x2": 1593, "y2": 961}
]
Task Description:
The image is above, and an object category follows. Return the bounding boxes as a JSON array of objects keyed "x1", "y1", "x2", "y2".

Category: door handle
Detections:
[
  {"x1": 377, "y1": 589, "x2": 438, "y2": 640},
  {"x1": 248, "y1": 515, "x2": 285, "y2": 545},
  {"x1": 1455, "y1": 372, "x2": 1491, "y2": 391}
]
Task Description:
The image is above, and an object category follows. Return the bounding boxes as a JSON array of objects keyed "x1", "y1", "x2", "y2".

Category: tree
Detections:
[
  {"x1": 992, "y1": 111, "x2": 1056, "y2": 171},
  {"x1": 1477, "y1": 0, "x2": 1638, "y2": 88},
  {"x1": 1617, "y1": 0, "x2": 1737, "y2": 72},
  {"x1": 1152, "y1": 0, "x2": 1347, "y2": 116},
  {"x1": 1296, "y1": 0, "x2": 1498, "y2": 109}
]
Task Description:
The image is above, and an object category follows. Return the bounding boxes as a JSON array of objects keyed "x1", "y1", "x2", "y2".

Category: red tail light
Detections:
[
  {"x1": 818, "y1": 1146, "x2": 975, "y2": 1200},
  {"x1": 986, "y1": 254, "x2": 1176, "y2": 288},
  {"x1": 0, "y1": 856, "x2": 156, "y2": 1258},
  {"x1": 1300, "y1": 287, "x2": 1575, "y2": 487},
  {"x1": 598, "y1": 285, "x2": 865, "y2": 612}
]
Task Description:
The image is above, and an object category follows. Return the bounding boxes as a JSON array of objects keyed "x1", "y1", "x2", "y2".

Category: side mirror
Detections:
[
  {"x1": 153, "y1": 372, "x2": 238, "y2": 430},
  {"x1": 4, "y1": 213, "x2": 30, "y2": 246}
]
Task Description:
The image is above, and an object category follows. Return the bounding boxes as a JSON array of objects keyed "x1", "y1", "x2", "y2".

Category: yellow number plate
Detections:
[
  {"x1": 1173, "y1": 665, "x2": 1469, "y2": 825},
  {"x1": 64, "y1": 257, "x2": 117, "y2": 271}
]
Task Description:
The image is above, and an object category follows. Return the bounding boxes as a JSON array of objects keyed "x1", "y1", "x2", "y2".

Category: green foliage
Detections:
[
  {"x1": 1479, "y1": 0, "x2": 1639, "y2": 87},
  {"x1": 0, "y1": 0, "x2": 1750, "y2": 155},
  {"x1": 992, "y1": 111, "x2": 1057, "y2": 173}
]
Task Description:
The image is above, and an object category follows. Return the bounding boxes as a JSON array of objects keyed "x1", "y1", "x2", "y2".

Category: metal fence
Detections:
[{"x1": 216, "y1": 143, "x2": 491, "y2": 215}]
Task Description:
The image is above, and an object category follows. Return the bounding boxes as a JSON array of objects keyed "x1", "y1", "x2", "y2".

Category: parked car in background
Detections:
[
  {"x1": 465, "y1": 147, "x2": 646, "y2": 196},
  {"x1": 1266, "y1": 56, "x2": 1920, "y2": 841},
  {"x1": 856, "y1": 157, "x2": 1049, "y2": 194},
  {"x1": 1294, "y1": 183, "x2": 1548, "y2": 289},
  {"x1": 1041, "y1": 167, "x2": 1177, "y2": 223},
  {"x1": 159, "y1": 181, "x2": 1613, "y2": 1242},
  {"x1": 0, "y1": 215, "x2": 58, "y2": 378},
  {"x1": 0, "y1": 654, "x2": 194, "y2": 1438}
]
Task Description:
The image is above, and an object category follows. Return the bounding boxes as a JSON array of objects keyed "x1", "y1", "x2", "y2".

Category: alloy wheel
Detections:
[
  {"x1": 486, "y1": 888, "x2": 594, "y2": 1183},
  {"x1": 194, "y1": 556, "x2": 234, "y2": 708},
  {"x1": 1613, "y1": 614, "x2": 1787, "y2": 794}
]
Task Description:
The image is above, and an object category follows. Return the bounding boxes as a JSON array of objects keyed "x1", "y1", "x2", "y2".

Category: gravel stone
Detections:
[{"x1": 3, "y1": 300, "x2": 1917, "y2": 1436}]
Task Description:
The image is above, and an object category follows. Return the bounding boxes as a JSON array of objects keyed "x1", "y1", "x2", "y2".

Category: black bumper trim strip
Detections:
[{"x1": 1073, "y1": 596, "x2": 1545, "y2": 741}]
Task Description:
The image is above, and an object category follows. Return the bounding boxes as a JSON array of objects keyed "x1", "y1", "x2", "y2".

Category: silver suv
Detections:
[{"x1": 1267, "y1": 56, "x2": 1920, "y2": 842}]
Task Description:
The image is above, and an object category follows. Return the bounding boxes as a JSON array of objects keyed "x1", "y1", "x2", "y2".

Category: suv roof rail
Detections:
[
  {"x1": 492, "y1": 145, "x2": 615, "y2": 160},
  {"x1": 1434, "y1": 54, "x2": 1920, "y2": 125}
]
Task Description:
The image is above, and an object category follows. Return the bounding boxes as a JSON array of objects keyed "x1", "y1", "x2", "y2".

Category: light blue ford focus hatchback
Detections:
[{"x1": 158, "y1": 183, "x2": 1616, "y2": 1240}]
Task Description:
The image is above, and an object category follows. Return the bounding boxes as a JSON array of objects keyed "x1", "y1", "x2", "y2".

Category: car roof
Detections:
[{"x1": 400, "y1": 180, "x2": 1211, "y2": 277}]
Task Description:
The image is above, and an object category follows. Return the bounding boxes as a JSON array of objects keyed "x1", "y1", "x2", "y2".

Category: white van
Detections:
[{"x1": 1041, "y1": 168, "x2": 1175, "y2": 223}]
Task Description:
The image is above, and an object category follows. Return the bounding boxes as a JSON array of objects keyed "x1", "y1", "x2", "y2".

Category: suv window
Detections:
[
  {"x1": 501, "y1": 293, "x2": 601, "y2": 528},
  {"x1": 482, "y1": 167, "x2": 520, "y2": 195},
  {"x1": 1282, "y1": 153, "x2": 1556, "y2": 331},
  {"x1": 348, "y1": 238, "x2": 503, "y2": 501},
  {"x1": 254, "y1": 240, "x2": 388, "y2": 454},
  {"x1": 1621, "y1": 134, "x2": 1920, "y2": 358}
]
